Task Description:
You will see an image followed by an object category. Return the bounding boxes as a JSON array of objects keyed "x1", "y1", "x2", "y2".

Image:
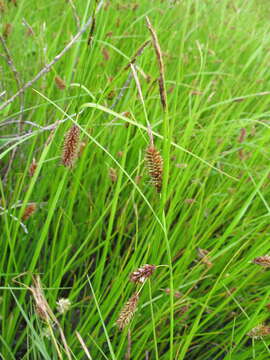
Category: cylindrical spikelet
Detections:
[
  {"x1": 29, "y1": 158, "x2": 37, "y2": 177},
  {"x1": 55, "y1": 76, "x2": 66, "y2": 90},
  {"x1": 145, "y1": 145, "x2": 163, "y2": 193},
  {"x1": 61, "y1": 125, "x2": 80, "y2": 168},
  {"x1": 0, "y1": 2, "x2": 5, "y2": 13},
  {"x1": 247, "y1": 324, "x2": 270, "y2": 339},
  {"x1": 3, "y1": 23, "x2": 12, "y2": 39},
  {"x1": 252, "y1": 255, "x2": 270, "y2": 267},
  {"x1": 116, "y1": 292, "x2": 139, "y2": 330},
  {"x1": 22, "y1": 203, "x2": 36, "y2": 221},
  {"x1": 130, "y1": 264, "x2": 156, "y2": 284}
]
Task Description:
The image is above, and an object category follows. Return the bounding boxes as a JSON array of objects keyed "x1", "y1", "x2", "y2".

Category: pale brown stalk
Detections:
[
  {"x1": 146, "y1": 16, "x2": 167, "y2": 111},
  {"x1": 76, "y1": 331, "x2": 92, "y2": 360}
]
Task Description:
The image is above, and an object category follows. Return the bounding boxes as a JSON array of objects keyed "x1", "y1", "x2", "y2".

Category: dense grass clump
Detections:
[{"x1": 2, "y1": 0, "x2": 270, "y2": 359}]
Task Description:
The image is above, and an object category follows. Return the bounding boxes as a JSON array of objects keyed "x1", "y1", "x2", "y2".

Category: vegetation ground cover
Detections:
[{"x1": 1, "y1": 0, "x2": 270, "y2": 359}]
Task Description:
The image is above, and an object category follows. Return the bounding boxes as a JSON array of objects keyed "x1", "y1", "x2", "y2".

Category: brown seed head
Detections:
[
  {"x1": 30, "y1": 276, "x2": 50, "y2": 322},
  {"x1": 102, "y1": 48, "x2": 110, "y2": 61},
  {"x1": 29, "y1": 158, "x2": 37, "y2": 177},
  {"x1": 247, "y1": 324, "x2": 270, "y2": 339},
  {"x1": 130, "y1": 264, "x2": 156, "y2": 284},
  {"x1": 62, "y1": 125, "x2": 80, "y2": 168},
  {"x1": 238, "y1": 128, "x2": 246, "y2": 143},
  {"x1": 145, "y1": 146, "x2": 163, "y2": 193},
  {"x1": 252, "y1": 255, "x2": 270, "y2": 267},
  {"x1": 109, "y1": 167, "x2": 117, "y2": 183},
  {"x1": 116, "y1": 292, "x2": 139, "y2": 330},
  {"x1": 178, "y1": 304, "x2": 190, "y2": 319},
  {"x1": 0, "y1": 1, "x2": 5, "y2": 12},
  {"x1": 22, "y1": 203, "x2": 36, "y2": 221},
  {"x1": 55, "y1": 76, "x2": 66, "y2": 90},
  {"x1": 3, "y1": 23, "x2": 12, "y2": 39}
]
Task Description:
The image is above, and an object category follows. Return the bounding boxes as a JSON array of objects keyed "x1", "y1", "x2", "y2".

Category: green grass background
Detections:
[{"x1": 1, "y1": 0, "x2": 270, "y2": 358}]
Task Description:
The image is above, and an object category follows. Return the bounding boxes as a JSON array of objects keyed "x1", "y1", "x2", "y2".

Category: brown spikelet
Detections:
[
  {"x1": 252, "y1": 255, "x2": 270, "y2": 267},
  {"x1": 22, "y1": 203, "x2": 36, "y2": 221},
  {"x1": 62, "y1": 125, "x2": 80, "y2": 168},
  {"x1": 164, "y1": 288, "x2": 182, "y2": 299},
  {"x1": 116, "y1": 293, "x2": 139, "y2": 330},
  {"x1": 29, "y1": 158, "x2": 37, "y2": 177},
  {"x1": 0, "y1": 1, "x2": 5, "y2": 12},
  {"x1": 130, "y1": 264, "x2": 156, "y2": 284},
  {"x1": 24, "y1": 275, "x2": 72, "y2": 359},
  {"x1": 109, "y1": 167, "x2": 117, "y2": 183},
  {"x1": 107, "y1": 90, "x2": 116, "y2": 100},
  {"x1": 102, "y1": 48, "x2": 110, "y2": 61},
  {"x1": 197, "y1": 248, "x2": 213, "y2": 269},
  {"x1": 238, "y1": 128, "x2": 246, "y2": 143},
  {"x1": 55, "y1": 76, "x2": 66, "y2": 90},
  {"x1": 145, "y1": 145, "x2": 163, "y2": 193},
  {"x1": 30, "y1": 276, "x2": 50, "y2": 321},
  {"x1": 78, "y1": 141, "x2": 86, "y2": 157},
  {"x1": 3, "y1": 23, "x2": 12, "y2": 39},
  {"x1": 146, "y1": 17, "x2": 167, "y2": 111},
  {"x1": 247, "y1": 324, "x2": 270, "y2": 339}
]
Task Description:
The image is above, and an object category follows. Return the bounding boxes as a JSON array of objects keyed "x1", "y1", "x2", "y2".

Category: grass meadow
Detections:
[{"x1": 1, "y1": 0, "x2": 270, "y2": 359}]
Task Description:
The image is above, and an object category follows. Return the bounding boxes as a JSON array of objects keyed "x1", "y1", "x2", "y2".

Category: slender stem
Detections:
[
  {"x1": 0, "y1": 0, "x2": 104, "y2": 112},
  {"x1": 148, "y1": 280, "x2": 159, "y2": 360}
]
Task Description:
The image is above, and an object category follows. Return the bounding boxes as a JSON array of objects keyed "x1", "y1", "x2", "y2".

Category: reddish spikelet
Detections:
[
  {"x1": 55, "y1": 76, "x2": 66, "y2": 90},
  {"x1": 107, "y1": 90, "x2": 116, "y2": 100},
  {"x1": 238, "y1": 128, "x2": 246, "y2": 143},
  {"x1": 62, "y1": 125, "x2": 80, "y2": 168},
  {"x1": 22, "y1": 203, "x2": 36, "y2": 221},
  {"x1": 164, "y1": 288, "x2": 182, "y2": 299},
  {"x1": 116, "y1": 293, "x2": 139, "y2": 330},
  {"x1": 185, "y1": 198, "x2": 196, "y2": 204},
  {"x1": 29, "y1": 158, "x2": 37, "y2": 177},
  {"x1": 102, "y1": 48, "x2": 110, "y2": 61},
  {"x1": 178, "y1": 304, "x2": 190, "y2": 320},
  {"x1": 3, "y1": 23, "x2": 12, "y2": 39},
  {"x1": 252, "y1": 255, "x2": 270, "y2": 267},
  {"x1": 247, "y1": 324, "x2": 270, "y2": 339},
  {"x1": 238, "y1": 149, "x2": 245, "y2": 160},
  {"x1": 145, "y1": 146, "x2": 163, "y2": 193},
  {"x1": 130, "y1": 264, "x2": 156, "y2": 284}
]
